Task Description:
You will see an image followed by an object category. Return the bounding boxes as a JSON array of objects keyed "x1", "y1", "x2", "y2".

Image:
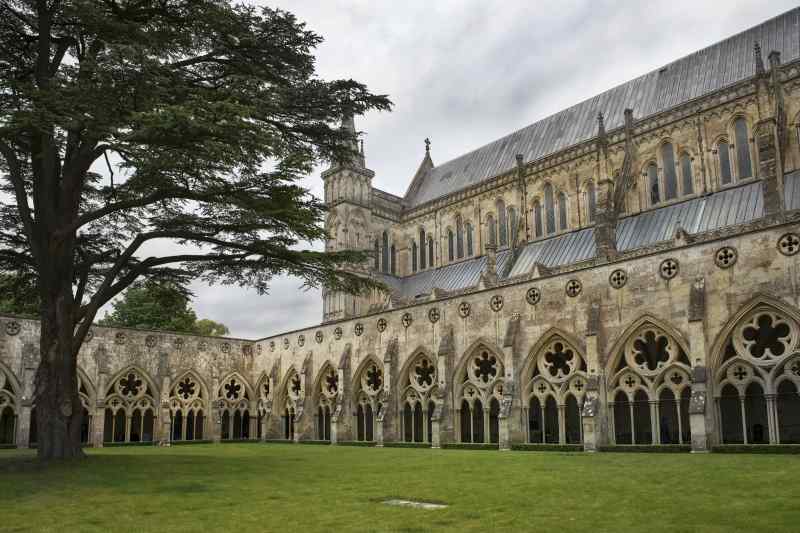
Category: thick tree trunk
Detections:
[{"x1": 35, "y1": 284, "x2": 84, "y2": 460}]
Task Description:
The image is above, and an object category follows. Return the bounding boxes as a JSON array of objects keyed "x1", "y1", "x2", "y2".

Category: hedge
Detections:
[
  {"x1": 262, "y1": 438, "x2": 294, "y2": 444},
  {"x1": 103, "y1": 441, "x2": 156, "y2": 447},
  {"x1": 297, "y1": 440, "x2": 331, "y2": 445},
  {"x1": 170, "y1": 439, "x2": 212, "y2": 446},
  {"x1": 598, "y1": 445, "x2": 691, "y2": 453},
  {"x1": 336, "y1": 441, "x2": 376, "y2": 447},
  {"x1": 511, "y1": 444, "x2": 584, "y2": 452},
  {"x1": 712, "y1": 444, "x2": 800, "y2": 454},
  {"x1": 382, "y1": 442, "x2": 431, "y2": 449},
  {"x1": 441, "y1": 443, "x2": 498, "y2": 451},
  {"x1": 220, "y1": 438, "x2": 260, "y2": 444}
]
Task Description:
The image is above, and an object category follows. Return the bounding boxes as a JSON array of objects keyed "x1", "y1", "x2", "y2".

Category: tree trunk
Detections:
[{"x1": 35, "y1": 283, "x2": 84, "y2": 459}]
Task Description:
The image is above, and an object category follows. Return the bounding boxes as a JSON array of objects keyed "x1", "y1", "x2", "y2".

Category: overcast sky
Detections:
[{"x1": 187, "y1": 0, "x2": 796, "y2": 339}]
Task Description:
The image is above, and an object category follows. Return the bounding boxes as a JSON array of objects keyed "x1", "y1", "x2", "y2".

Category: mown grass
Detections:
[{"x1": 0, "y1": 444, "x2": 798, "y2": 532}]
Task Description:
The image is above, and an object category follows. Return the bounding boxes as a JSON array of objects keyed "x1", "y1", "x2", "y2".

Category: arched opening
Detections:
[
  {"x1": 777, "y1": 380, "x2": 800, "y2": 444},
  {"x1": 679, "y1": 388, "x2": 691, "y2": 444},
  {"x1": 456, "y1": 215, "x2": 464, "y2": 258},
  {"x1": 744, "y1": 382, "x2": 768, "y2": 444},
  {"x1": 533, "y1": 202, "x2": 543, "y2": 238},
  {"x1": 28, "y1": 406, "x2": 37, "y2": 446},
  {"x1": 633, "y1": 389, "x2": 652, "y2": 444},
  {"x1": 403, "y1": 402, "x2": 413, "y2": 442},
  {"x1": 419, "y1": 228, "x2": 426, "y2": 269},
  {"x1": 544, "y1": 396, "x2": 559, "y2": 444},
  {"x1": 390, "y1": 245, "x2": 396, "y2": 275},
  {"x1": 489, "y1": 398, "x2": 500, "y2": 444},
  {"x1": 365, "y1": 404, "x2": 374, "y2": 441},
  {"x1": 356, "y1": 404, "x2": 365, "y2": 441},
  {"x1": 460, "y1": 400, "x2": 471, "y2": 443},
  {"x1": 719, "y1": 383, "x2": 744, "y2": 444},
  {"x1": 565, "y1": 395, "x2": 582, "y2": 444},
  {"x1": 221, "y1": 411, "x2": 230, "y2": 440},
  {"x1": 0, "y1": 406, "x2": 14, "y2": 445},
  {"x1": 733, "y1": 118, "x2": 752, "y2": 179},
  {"x1": 413, "y1": 402, "x2": 423, "y2": 443},
  {"x1": 528, "y1": 397, "x2": 543, "y2": 443},
  {"x1": 658, "y1": 389, "x2": 679, "y2": 444},
  {"x1": 381, "y1": 231, "x2": 389, "y2": 273},
  {"x1": 647, "y1": 162, "x2": 660, "y2": 205},
  {"x1": 718, "y1": 140, "x2": 732, "y2": 185},
  {"x1": 486, "y1": 215, "x2": 497, "y2": 246},
  {"x1": 587, "y1": 182, "x2": 597, "y2": 223},
  {"x1": 680, "y1": 152, "x2": 694, "y2": 195},
  {"x1": 661, "y1": 143, "x2": 678, "y2": 201},
  {"x1": 172, "y1": 410, "x2": 183, "y2": 441},
  {"x1": 558, "y1": 192, "x2": 568, "y2": 231},
  {"x1": 185, "y1": 409, "x2": 195, "y2": 441},
  {"x1": 427, "y1": 401, "x2": 434, "y2": 444},
  {"x1": 283, "y1": 407, "x2": 295, "y2": 440},
  {"x1": 80, "y1": 407, "x2": 91, "y2": 444},
  {"x1": 411, "y1": 241, "x2": 418, "y2": 272},
  {"x1": 447, "y1": 230, "x2": 454, "y2": 262},
  {"x1": 465, "y1": 223, "x2": 474, "y2": 256},
  {"x1": 614, "y1": 391, "x2": 632, "y2": 444},
  {"x1": 544, "y1": 184, "x2": 555, "y2": 235},
  {"x1": 472, "y1": 399, "x2": 484, "y2": 443},
  {"x1": 113, "y1": 410, "x2": 126, "y2": 442},
  {"x1": 497, "y1": 200, "x2": 508, "y2": 246},
  {"x1": 427, "y1": 237, "x2": 434, "y2": 268}
]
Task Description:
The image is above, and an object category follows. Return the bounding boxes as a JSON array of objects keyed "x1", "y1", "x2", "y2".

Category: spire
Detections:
[
  {"x1": 339, "y1": 112, "x2": 364, "y2": 167},
  {"x1": 754, "y1": 41, "x2": 765, "y2": 76},
  {"x1": 424, "y1": 137, "x2": 431, "y2": 156}
]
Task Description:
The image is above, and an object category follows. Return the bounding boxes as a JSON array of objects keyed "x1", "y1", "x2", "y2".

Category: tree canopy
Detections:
[
  {"x1": 98, "y1": 281, "x2": 229, "y2": 336},
  {"x1": 0, "y1": 0, "x2": 390, "y2": 458}
]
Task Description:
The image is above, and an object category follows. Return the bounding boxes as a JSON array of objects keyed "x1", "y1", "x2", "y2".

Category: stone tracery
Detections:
[{"x1": 457, "y1": 344, "x2": 504, "y2": 444}]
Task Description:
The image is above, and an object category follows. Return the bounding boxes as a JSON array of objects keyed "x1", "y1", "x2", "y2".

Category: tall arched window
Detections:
[
  {"x1": 456, "y1": 215, "x2": 464, "y2": 259},
  {"x1": 381, "y1": 231, "x2": 389, "y2": 274},
  {"x1": 497, "y1": 200, "x2": 508, "y2": 246},
  {"x1": 680, "y1": 153, "x2": 694, "y2": 195},
  {"x1": 411, "y1": 241, "x2": 418, "y2": 273},
  {"x1": 447, "y1": 229, "x2": 454, "y2": 262},
  {"x1": 390, "y1": 245, "x2": 396, "y2": 275},
  {"x1": 544, "y1": 183, "x2": 555, "y2": 235},
  {"x1": 661, "y1": 143, "x2": 678, "y2": 201},
  {"x1": 718, "y1": 140, "x2": 732, "y2": 185},
  {"x1": 486, "y1": 215, "x2": 497, "y2": 246},
  {"x1": 465, "y1": 223, "x2": 474, "y2": 256},
  {"x1": 507, "y1": 206, "x2": 517, "y2": 244},
  {"x1": 427, "y1": 237, "x2": 434, "y2": 268},
  {"x1": 533, "y1": 201, "x2": 543, "y2": 238},
  {"x1": 647, "y1": 162, "x2": 660, "y2": 206},
  {"x1": 587, "y1": 182, "x2": 597, "y2": 224},
  {"x1": 419, "y1": 228, "x2": 426, "y2": 269},
  {"x1": 373, "y1": 239, "x2": 380, "y2": 270},
  {"x1": 734, "y1": 117, "x2": 753, "y2": 179},
  {"x1": 457, "y1": 346, "x2": 504, "y2": 444},
  {"x1": 558, "y1": 192, "x2": 568, "y2": 231}
]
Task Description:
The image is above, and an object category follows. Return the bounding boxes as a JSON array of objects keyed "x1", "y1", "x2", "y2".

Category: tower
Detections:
[{"x1": 321, "y1": 115, "x2": 375, "y2": 322}]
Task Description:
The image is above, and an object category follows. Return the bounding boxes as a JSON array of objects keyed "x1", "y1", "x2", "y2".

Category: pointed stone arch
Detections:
[
  {"x1": 103, "y1": 365, "x2": 159, "y2": 443},
  {"x1": 453, "y1": 338, "x2": 505, "y2": 444},
  {"x1": 311, "y1": 360, "x2": 338, "y2": 441},
  {"x1": 168, "y1": 369, "x2": 209, "y2": 442},
  {"x1": 0, "y1": 360, "x2": 20, "y2": 445},
  {"x1": 605, "y1": 314, "x2": 690, "y2": 375},
  {"x1": 351, "y1": 354, "x2": 383, "y2": 442},
  {"x1": 398, "y1": 346, "x2": 438, "y2": 444},
  {"x1": 216, "y1": 371, "x2": 255, "y2": 441}
]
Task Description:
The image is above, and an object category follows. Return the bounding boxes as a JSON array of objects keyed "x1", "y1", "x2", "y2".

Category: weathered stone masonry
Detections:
[{"x1": 2, "y1": 10, "x2": 800, "y2": 451}]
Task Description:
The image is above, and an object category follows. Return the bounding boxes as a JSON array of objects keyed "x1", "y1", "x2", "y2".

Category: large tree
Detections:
[{"x1": 0, "y1": 1, "x2": 390, "y2": 459}]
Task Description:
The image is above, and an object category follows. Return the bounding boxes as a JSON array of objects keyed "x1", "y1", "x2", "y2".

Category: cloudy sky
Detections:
[{"x1": 189, "y1": 0, "x2": 796, "y2": 339}]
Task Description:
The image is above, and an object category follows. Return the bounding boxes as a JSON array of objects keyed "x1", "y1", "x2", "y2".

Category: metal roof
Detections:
[{"x1": 405, "y1": 9, "x2": 800, "y2": 207}]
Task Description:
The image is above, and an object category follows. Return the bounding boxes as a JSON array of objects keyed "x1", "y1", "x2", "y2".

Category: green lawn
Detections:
[{"x1": 0, "y1": 444, "x2": 798, "y2": 533}]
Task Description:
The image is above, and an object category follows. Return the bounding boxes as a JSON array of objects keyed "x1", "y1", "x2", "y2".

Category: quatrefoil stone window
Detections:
[
  {"x1": 334, "y1": 327, "x2": 343, "y2": 340},
  {"x1": 414, "y1": 358, "x2": 436, "y2": 390},
  {"x1": 324, "y1": 370, "x2": 339, "y2": 396},
  {"x1": 428, "y1": 308, "x2": 440, "y2": 323},
  {"x1": 458, "y1": 302, "x2": 471, "y2": 318},
  {"x1": 315, "y1": 331, "x2": 324, "y2": 344},
  {"x1": 565, "y1": 279, "x2": 582, "y2": 298},
  {"x1": 526, "y1": 287, "x2": 541, "y2": 305},
  {"x1": 715, "y1": 246, "x2": 737, "y2": 269},
  {"x1": 4, "y1": 321, "x2": 20, "y2": 336},
  {"x1": 402, "y1": 313, "x2": 413, "y2": 328},
  {"x1": 377, "y1": 318, "x2": 387, "y2": 332},
  {"x1": 283, "y1": 338, "x2": 289, "y2": 349},
  {"x1": 145, "y1": 335, "x2": 157, "y2": 348},
  {"x1": 354, "y1": 323, "x2": 364, "y2": 336},
  {"x1": 659, "y1": 258, "x2": 679, "y2": 280},
  {"x1": 609, "y1": 269, "x2": 627, "y2": 289},
  {"x1": 365, "y1": 365, "x2": 383, "y2": 392},
  {"x1": 472, "y1": 351, "x2": 498, "y2": 384},
  {"x1": 489, "y1": 295, "x2": 504, "y2": 312},
  {"x1": 778, "y1": 233, "x2": 800, "y2": 256},
  {"x1": 298, "y1": 335, "x2": 305, "y2": 347}
]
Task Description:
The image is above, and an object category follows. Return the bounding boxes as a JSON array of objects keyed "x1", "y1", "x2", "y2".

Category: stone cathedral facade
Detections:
[{"x1": 3, "y1": 10, "x2": 800, "y2": 451}]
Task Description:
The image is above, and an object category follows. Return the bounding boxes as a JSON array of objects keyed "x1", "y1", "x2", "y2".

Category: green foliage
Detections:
[
  {"x1": 0, "y1": 273, "x2": 39, "y2": 316},
  {"x1": 193, "y1": 318, "x2": 230, "y2": 337},
  {"x1": 598, "y1": 445, "x2": 691, "y2": 453},
  {"x1": 510, "y1": 443, "x2": 584, "y2": 452},
  {"x1": 712, "y1": 445, "x2": 800, "y2": 454},
  {"x1": 440, "y1": 443, "x2": 498, "y2": 450},
  {"x1": 99, "y1": 281, "x2": 229, "y2": 336}
]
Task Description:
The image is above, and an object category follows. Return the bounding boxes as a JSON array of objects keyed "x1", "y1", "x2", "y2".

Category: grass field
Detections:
[{"x1": 1, "y1": 444, "x2": 799, "y2": 533}]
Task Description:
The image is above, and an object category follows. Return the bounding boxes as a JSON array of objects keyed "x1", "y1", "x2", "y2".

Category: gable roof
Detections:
[{"x1": 403, "y1": 8, "x2": 800, "y2": 208}]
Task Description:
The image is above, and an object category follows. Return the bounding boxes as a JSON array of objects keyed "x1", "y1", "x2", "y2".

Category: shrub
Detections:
[
  {"x1": 598, "y1": 445, "x2": 690, "y2": 453},
  {"x1": 511, "y1": 444, "x2": 583, "y2": 452},
  {"x1": 441, "y1": 443, "x2": 498, "y2": 451},
  {"x1": 712, "y1": 444, "x2": 800, "y2": 454},
  {"x1": 382, "y1": 442, "x2": 431, "y2": 449}
]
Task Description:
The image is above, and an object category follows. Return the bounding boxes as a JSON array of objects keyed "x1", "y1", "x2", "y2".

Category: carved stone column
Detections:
[
  {"x1": 688, "y1": 277, "x2": 710, "y2": 452},
  {"x1": 582, "y1": 302, "x2": 606, "y2": 451}
]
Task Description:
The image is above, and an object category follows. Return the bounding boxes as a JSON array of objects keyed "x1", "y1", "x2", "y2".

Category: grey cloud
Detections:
[{"x1": 183, "y1": 0, "x2": 796, "y2": 338}]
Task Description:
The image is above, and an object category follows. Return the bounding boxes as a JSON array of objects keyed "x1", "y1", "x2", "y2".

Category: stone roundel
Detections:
[
  {"x1": 85, "y1": 329, "x2": 94, "y2": 342},
  {"x1": 283, "y1": 338, "x2": 289, "y2": 349},
  {"x1": 334, "y1": 326, "x2": 343, "y2": 340},
  {"x1": 145, "y1": 335, "x2": 157, "y2": 348},
  {"x1": 609, "y1": 268, "x2": 627, "y2": 289},
  {"x1": 298, "y1": 334, "x2": 305, "y2": 347},
  {"x1": 198, "y1": 340, "x2": 208, "y2": 351},
  {"x1": 377, "y1": 318, "x2": 387, "y2": 332},
  {"x1": 315, "y1": 330, "x2": 324, "y2": 344},
  {"x1": 174, "y1": 338, "x2": 184, "y2": 349},
  {"x1": 458, "y1": 301, "x2": 471, "y2": 318},
  {"x1": 401, "y1": 312, "x2": 413, "y2": 328},
  {"x1": 489, "y1": 295, "x2": 504, "y2": 312},
  {"x1": 526, "y1": 287, "x2": 541, "y2": 306},
  {"x1": 354, "y1": 322, "x2": 364, "y2": 336},
  {"x1": 778, "y1": 233, "x2": 800, "y2": 256},
  {"x1": 428, "y1": 308, "x2": 440, "y2": 323},
  {"x1": 715, "y1": 246, "x2": 737, "y2": 269},
  {"x1": 659, "y1": 258, "x2": 679, "y2": 280},
  {"x1": 269, "y1": 341, "x2": 275, "y2": 352},
  {"x1": 221, "y1": 342, "x2": 231, "y2": 353},
  {"x1": 565, "y1": 279, "x2": 582, "y2": 298},
  {"x1": 115, "y1": 332, "x2": 126, "y2": 345},
  {"x1": 4, "y1": 321, "x2": 20, "y2": 336}
]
